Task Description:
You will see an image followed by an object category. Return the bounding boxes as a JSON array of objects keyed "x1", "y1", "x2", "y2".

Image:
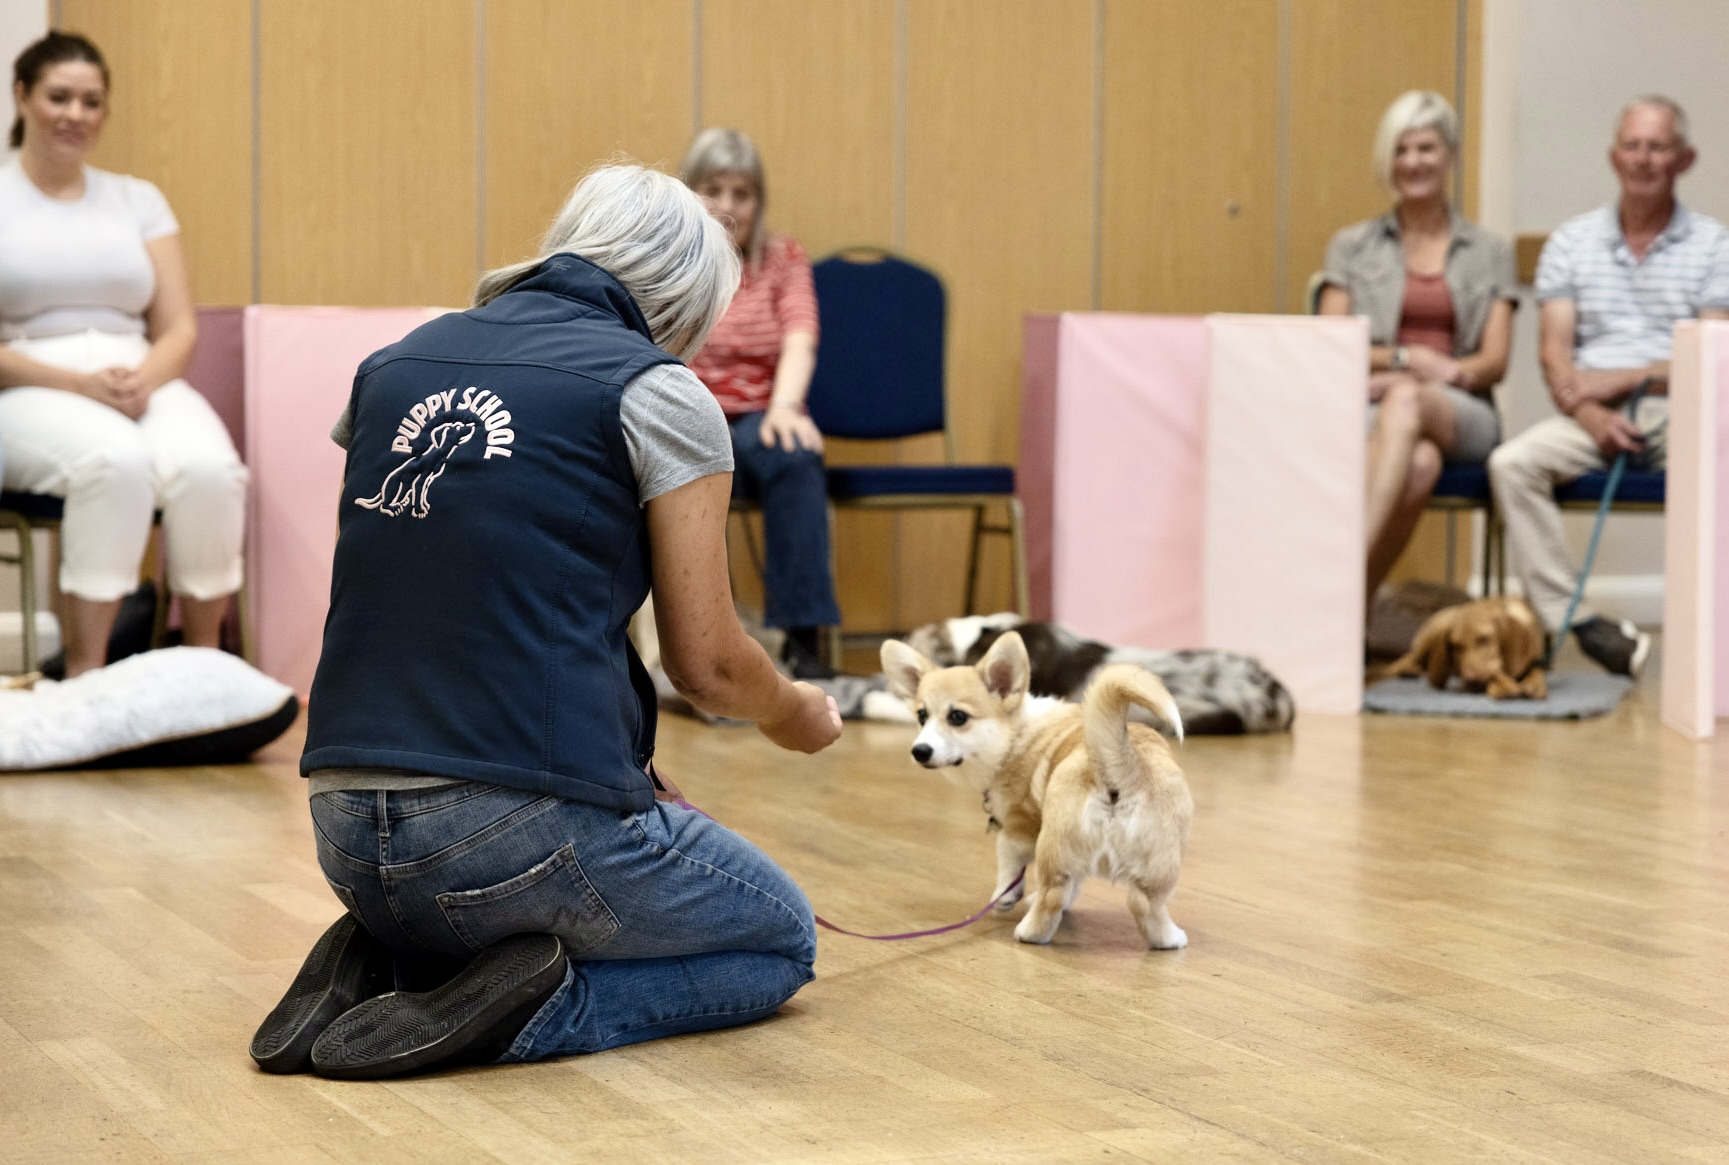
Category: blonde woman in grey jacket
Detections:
[{"x1": 1318, "y1": 90, "x2": 1519, "y2": 600}]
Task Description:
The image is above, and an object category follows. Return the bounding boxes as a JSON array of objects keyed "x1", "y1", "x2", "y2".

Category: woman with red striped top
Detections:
[{"x1": 681, "y1": 128, "x2": 840, "y2": 678}]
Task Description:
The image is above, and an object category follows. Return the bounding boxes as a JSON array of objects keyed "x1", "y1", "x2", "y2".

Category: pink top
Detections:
[
  {"x1": 688, "y1": 234, "x2": 820, "y2": 417},
  {"x1": 1396, "y1": 269, "x2": 1455, "y2": 355}
]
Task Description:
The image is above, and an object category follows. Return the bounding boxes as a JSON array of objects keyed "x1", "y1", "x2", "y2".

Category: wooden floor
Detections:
[{"x1": 3, "y1": 640, "x2": 1727, "y2": 1163}]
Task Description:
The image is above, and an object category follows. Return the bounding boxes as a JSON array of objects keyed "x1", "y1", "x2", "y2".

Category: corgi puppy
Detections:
[{"x1": 881, "y1": 630, "x2": 1194, "y2": 949}]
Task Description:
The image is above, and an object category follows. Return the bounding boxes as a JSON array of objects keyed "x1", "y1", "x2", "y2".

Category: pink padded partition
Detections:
[
  {"x1": 1205, "y1": 315, "x2": 1367, "y2": 716},
  {"x1": 1661, "y1": 320, "x2": 1728, "y2": 738},
  {"x1": 1020, "y1": 312, "x2": 1367, "y2": 717},
  {"x1": 185, "y1": 307, "x2": 246, "y2": 446},
  {"x1": 244, "y1": 306, "x2": 446, "y2": 694},
  {"x1": 1021, "y1": 314, "x2": 1208, "y2": 645}
]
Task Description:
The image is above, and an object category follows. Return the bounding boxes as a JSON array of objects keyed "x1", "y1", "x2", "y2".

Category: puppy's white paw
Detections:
[
  {"x1": 1149, "y1": 924, "x2": 1188, "y2": 951},
  {"x1": 993, "y1": 885, "x2": 1024, "y2": 911},
  {"x1": 1014, "y1": 913, "x2": 1058, "y2": 944}
]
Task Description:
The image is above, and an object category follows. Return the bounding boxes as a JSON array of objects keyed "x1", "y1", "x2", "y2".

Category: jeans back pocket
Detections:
[{"x1": 436, "y1": 842, "x2": 620, "y2": 957}]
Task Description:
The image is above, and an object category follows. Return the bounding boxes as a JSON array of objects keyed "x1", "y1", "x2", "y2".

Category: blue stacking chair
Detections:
[
  {"x1": 1554, "y1": 467, "x2": 1665, "y2": 510},
  {"x1": 1426, "y1": 463, "x2": 1503, "y2": 595},
  {"x1": 805, "y1": 248, "x2": 1029, "y2": 620}
]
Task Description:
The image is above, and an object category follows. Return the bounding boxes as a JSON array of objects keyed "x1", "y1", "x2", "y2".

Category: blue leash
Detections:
[{"x1": 1541, "y1": 382, "x2": 1649, "y2": 669}]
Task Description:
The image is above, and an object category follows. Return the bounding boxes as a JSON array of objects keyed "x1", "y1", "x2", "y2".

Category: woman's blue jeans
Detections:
[
  {"x1": 730, "y1": 411, "x2": 840, "y2": 629},
  {"x1": 310, "y1": 781, "x2": 816, "y2": 1062}
]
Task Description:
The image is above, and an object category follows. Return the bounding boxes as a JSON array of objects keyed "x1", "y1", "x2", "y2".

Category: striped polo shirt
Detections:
[
  {"x1": 1535, "y1": 203, "x2": 1729, "y2": 369},
  {"x1": 688, "y1": 233, "x2": 820, "y2": 416}
]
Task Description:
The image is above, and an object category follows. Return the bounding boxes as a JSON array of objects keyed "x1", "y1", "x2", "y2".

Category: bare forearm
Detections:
[
  {"x1": 134, "y1": 318, "x2": 197, "y2": 391},
  {"x1": 768, "y1": 331, "x2": 817, "y2": 411},
  {"x1": 0, "y1": 347, "x2": 82, "y2": 392},
  {"x1": 662, "y1": 626, "x2": 799, "y2": 722}
]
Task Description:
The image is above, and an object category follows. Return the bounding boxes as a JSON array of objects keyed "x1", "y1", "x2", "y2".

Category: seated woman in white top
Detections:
[{"x1": 0, "y1": 31, "x2": 246, "y2": 677}]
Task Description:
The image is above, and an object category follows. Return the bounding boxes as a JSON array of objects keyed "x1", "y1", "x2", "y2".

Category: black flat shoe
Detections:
[
  {"x1": 309, "y1": 933, "x2": 566, "y2": 1080},
  {"x1": 250, "y1": 914, "x2": 393, "y2": 1074}
]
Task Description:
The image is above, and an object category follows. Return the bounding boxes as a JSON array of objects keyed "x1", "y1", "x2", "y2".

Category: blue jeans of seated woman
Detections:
[
  {"x1": 310, "y1": 781, "x2": 816, "y2": 1061},
  {"x1": 730, "y1": 410, "x2": 840, "y2": 629}
]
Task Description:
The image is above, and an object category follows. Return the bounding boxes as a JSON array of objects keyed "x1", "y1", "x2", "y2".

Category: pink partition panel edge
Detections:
[
  {"x1": 1717, "y1": 326, "x2": 1729, "y2": 723},
  {"x1": 245, "y1": 306, "x2": 448, "y2": 694},
  {"x1": 1662, "y1": 321, "x2": 1729, "y2": 736},
  {"x1": 1204, "y1": 315, "x2": 1367, "y2": 717},
  {"x1": 1020, "y1": 315, "x2": 1060, "y2": 620},
  {"x1": 1049, "y1": 314, "x2": 1208, "y2": 649},
  {"x1": 185, "y1": 307, "x2": 246, "y2": 448}
]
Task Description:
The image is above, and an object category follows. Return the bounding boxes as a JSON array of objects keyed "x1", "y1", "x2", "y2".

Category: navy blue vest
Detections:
[{"x1": 301, "y1": 255, "x2": 678, "y2": 811}]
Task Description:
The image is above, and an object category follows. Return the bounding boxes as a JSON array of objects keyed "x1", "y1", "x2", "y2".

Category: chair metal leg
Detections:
[
  {"x1": 1443, "y1": 511, "x2": 1459, "y2": 586},
  {"x1": 1, "y1": 513, "x2": 39, "y2": 673},
  {"x1": 962, "y1": 499, "x2": 1029, "y2": 618},
  {"x1": 964, "y1": 506, "x2": 986, "y2": 614},
  {"x1": 1007, "y1": 497, "x2": 1029, "y2": 618}
]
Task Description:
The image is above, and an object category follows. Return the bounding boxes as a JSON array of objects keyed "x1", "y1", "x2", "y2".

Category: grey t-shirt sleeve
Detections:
[
  {"x1": 621, "y1": 362, "x2": 735, "y2": 504},
  {"x1": 331, "y1": 399, "x2": 355, "y2": 449}
]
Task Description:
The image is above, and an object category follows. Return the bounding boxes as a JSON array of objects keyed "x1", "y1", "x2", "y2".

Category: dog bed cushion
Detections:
[
  {"x1": 1363, "y1": 673, "x2": 1634, "y2": 720},
  {"x1": 0, "y1": 646, "x2": 300, "y2": 771}
]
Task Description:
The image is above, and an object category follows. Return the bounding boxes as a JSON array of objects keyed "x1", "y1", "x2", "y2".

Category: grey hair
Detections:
[
  {"x1": 678, "y1": 126, "x2": 767, "y2": 268},
  {"x1": 1617, "y1": 94, "x2": 1690, "y2": 150},
  {"x1": 1372, "y1": 90, "x2": 1459, "y2": 194},
  {"x1": 472, "y1": 164, "x2": 739, "y2": 361}
]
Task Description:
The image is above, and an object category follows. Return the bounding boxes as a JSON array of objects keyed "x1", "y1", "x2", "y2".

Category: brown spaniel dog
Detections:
[{"x1": 1388, "y1": 597, "x2": 1549, "y2": 700}]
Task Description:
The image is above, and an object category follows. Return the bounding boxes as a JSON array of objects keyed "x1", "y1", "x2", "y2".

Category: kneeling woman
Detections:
[{"x1": 252, "y1": 165, "x2": 841, "y2": 1079}]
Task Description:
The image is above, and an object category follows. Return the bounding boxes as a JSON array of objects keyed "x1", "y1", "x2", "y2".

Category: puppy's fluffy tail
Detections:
[{"x1": 1083, "y1": 664, "x2": 1184, "y2": 776}]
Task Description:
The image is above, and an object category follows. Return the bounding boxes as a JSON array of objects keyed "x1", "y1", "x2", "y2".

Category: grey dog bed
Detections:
[{"x1": 1363, "y1": 673, "x2": 1635, "y2": 720}]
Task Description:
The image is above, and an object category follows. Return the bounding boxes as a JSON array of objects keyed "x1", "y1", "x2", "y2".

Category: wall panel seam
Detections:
[
  {"x1": 1090, "y1": 0, "x2": 1102, "y2": 312},
  {"x1": 475, "y1": 0, "x2": 486, "y2": 285},
  {"x1": 252, "y1": 0, "x2": 261, "y2": 303},
  {"x1": 692, "y1": 0, "x2": 703, "y2": 133},
  {"x1": 893, "y1": 0, "x2": 907, "y2": 251},
  {"x1": 1275, "y1": 0, "x2": 1292, "y2": 312},
  {"x1": 1454, "y1": 0, "x2": 1468, "y2": 206}
]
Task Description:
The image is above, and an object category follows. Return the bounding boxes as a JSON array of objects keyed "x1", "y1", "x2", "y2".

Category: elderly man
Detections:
[{"x1": 1487, "y1": 96, "x2": 1729, "y2": 676}]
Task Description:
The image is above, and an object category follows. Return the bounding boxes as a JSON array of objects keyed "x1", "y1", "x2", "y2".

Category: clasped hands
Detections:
[
  {"x1": 1369, "y1": 345, "x2": 1469, "y2": 401},
  {"x1": 75, "y1": 365, "x2": 151, "y2": 420}
]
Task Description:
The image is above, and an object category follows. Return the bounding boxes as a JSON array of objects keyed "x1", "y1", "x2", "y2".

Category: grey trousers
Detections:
[{"x1": 1485, "y1": 397, "x2": 1667, "y2": 630}]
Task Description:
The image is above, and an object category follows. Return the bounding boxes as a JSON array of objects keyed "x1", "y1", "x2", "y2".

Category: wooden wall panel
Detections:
[
  {"x1": 1287, "y1": 0, "x2": 1460, "y2": 312},
  {"x1": 482, "y1": 0, "x2": 694, "y2": 272},
  {"x1": 702, "y1": 0, "x2": 900, "y2": 631},
  {"x1": 701, "y1": 0, "x2": 896, "y2": 255},
  {"x1": 1100, "y1": 0, "x2": 1280, "y2": 314},
  {"x1": 258, "y1": 0, "x2": 475, "y2": 306},
  {"x1": 1462, "y1": 0, "x2": 1483, "y2": 220},
  {"x1": 61, "y1": 0, "x2": 253, "y2": 305},
  {"x1": 904, "y1": 0, "x2": 1095, "y2": 626}
]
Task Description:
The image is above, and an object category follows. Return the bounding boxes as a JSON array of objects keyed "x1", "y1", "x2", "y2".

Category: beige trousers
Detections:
[{"x1": 1485, "y1": 396, "x2": 1667, "y2": 631}]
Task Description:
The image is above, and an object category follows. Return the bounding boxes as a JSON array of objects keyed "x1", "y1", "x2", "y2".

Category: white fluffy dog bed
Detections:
[{"x1": 0, "y1": 647, "x2": 300, "y2": 771}]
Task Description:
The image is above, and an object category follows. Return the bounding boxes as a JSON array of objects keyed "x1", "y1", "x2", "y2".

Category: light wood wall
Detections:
[{"x1": 58, "y1": 0, "x2": 1480, "y2": 634}]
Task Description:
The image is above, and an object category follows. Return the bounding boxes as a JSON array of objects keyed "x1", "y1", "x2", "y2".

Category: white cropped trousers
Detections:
[{"x1": 0, "y1": 330, "x2": 248, "y2": 602}]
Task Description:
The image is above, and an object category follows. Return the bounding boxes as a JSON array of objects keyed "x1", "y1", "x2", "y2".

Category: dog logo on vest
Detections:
[{"x1": 354, "y1": 420, "x2": 477, "y2": 518}]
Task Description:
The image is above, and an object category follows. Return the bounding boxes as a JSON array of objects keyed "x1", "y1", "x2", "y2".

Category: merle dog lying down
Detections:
[{"x1": 859, "y1": 613, "x2": 1294, "y2": 735}]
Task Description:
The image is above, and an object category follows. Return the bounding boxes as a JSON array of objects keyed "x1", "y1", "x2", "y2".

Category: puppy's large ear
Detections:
[
  {"x1": 977, "y1": 629, "x2": 1031, "y2": 705},
  {"x1": 1406, "y1": 607, "x2": 1459, "y2": 689},
  {"x1": 880, "y1": 639, "x2": 933, "y2": 705},
  {"x1": 1496, "y1": 601, "x2": 1541, "y2": 675}
]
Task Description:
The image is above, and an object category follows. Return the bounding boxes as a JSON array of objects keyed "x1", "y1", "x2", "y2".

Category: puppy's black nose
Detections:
[{"x1": 911, "y1": 743, "x2": 932, "y2": 764}]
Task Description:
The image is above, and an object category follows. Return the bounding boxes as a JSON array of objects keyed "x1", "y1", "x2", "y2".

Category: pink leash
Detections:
[
  {"x1": 809, "y1": 872, "x2": 1025, "y2": 941},
  {"x1": 654, "y1": 765, "x2": 1018, "y2": 942}
]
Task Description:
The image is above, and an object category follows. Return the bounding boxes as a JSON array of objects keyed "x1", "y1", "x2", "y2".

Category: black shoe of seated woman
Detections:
[
  {"x1": 309, "y1": 933, "x2": 567, "y2": 1080},
  {"x1": 782, "y1": 627, "x2": 838, "y2": 680},
  {"x1": 250, "y1": 913, "x2": 394, "y2": 1074}
]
